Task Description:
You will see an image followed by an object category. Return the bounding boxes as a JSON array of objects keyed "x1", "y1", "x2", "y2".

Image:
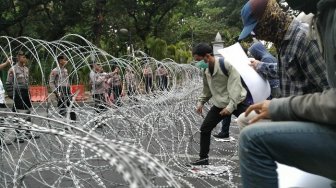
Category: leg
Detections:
[
  {"x1": 162, "y1": 76, "x2": 168, "y2": 90},
  {"x1": 220, "y1": 116, "x2": 231, "y2": 135},
  {"x1": 113, "y1": 86, "x2": 122, "y2": 106},
  {"x1": 157, "y1": 76, "x2": 161, "y2": 91},
  {"x1": 94, "y1": 94, "x2": 106, "y2": 113},
  {"x1": 199, "y1": 106, "x2": 225, "y2": 159},
  {"x1": 149, "y1": 77, "x2": 153, "y2": 92},
  {"x1": 68, "y1": 94, "x2": 77, "y2": 121},
  {"x1": 216, "y1": 101, "x2": 248, "y2": 137},
  {"x1": 239, "y1": 121, "x2": 336, "y2": 188},
  {"x1": 145, "y1": 77, "x2": 149, "y2": 93},
  {"x1": 58, "y1": 96, "x2": 67, "y2": 117}
]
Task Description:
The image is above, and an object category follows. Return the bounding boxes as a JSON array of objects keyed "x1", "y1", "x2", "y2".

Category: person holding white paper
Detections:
[
  {"x1": 237, "y1": 0, "x2": 336, "y2": 187},
  {"x1": 248, "y1": 41, "x2": 280, "y2": 98},
  {"x1": 236, "y1": 0, "x2": 330, "y2": 129}
]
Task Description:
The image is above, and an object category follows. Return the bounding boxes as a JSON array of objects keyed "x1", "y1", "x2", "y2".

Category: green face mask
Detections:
[{"x1": 195, "y1": 60, "x2": 208, "y2": 69}]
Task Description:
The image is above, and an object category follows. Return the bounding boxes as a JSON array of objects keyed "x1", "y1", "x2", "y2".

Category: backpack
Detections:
[{"x1": 218, "y1": 57, "x2": 253, "y2": 105}]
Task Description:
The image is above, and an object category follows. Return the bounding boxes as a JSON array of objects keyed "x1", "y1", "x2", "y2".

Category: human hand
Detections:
[
  {"x1": 196, "y1": 105, "x2": 203, "y2": 115},
  {"x1": 54, "y1": 92, "x2": 61, "y2": 99},
  {"x1": 249, "y1": 60, "x2": 260, "y2": 70},
  {"x1": 245, "y1": 100, "x2": 271, "y2": 124},
  {"x1": 5, "y1": 57, "x2": 13, "y2": 65},
  {"x1": 219, "y1": 108, "x2": 231, "y2": 116}
]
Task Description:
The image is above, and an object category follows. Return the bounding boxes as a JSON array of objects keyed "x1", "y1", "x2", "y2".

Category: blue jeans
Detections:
[{"x1": 239, "y1": 121, "x2": 336, "y2": 188}]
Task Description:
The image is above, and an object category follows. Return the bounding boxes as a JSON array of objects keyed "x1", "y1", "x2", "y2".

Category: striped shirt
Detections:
[{"x1": 278, "y1": 19, "x2": 329, "y2": 97}]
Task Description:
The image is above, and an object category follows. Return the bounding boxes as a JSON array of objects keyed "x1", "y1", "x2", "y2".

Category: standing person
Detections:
[
  {"x1": 155, "y1": 64, "x2": 168, "y2": 91},
  {"x1": 143, "y1": 64, "x2": 153, "y2": 93},
  {"x1": 0, "y1": 57, "x2": 12, "y2": 144},
  {"x1": 248, "y1": 41, "x2": 280, "y2": 98},
  {"x1": 107, "y1": 66, "x2": 124, "y2": 107},
  {"x1": 236, "y1": 0, "x2": 330, "y2": 128},
  {"x1": 190, "y1": 43, "x2": 248, "y2": 165},
  {"x1": 123, "y1": 67, "x2": 137, "y2": 100},
  {"x1": 90, "y1": 63, "x2": 113, "y2": 113},
  {"x1": 49, "y1": 55, "x2": 76, "y2": 121},
  {"x1": 238, "y1": 0, "x2": 336, "y2": 187},
  {"x1": 6, "y1": 51, "x2": 37, "y2": 139},
  {"x1": 0, "y1": 57, "x2": 11, "y2": 108}
]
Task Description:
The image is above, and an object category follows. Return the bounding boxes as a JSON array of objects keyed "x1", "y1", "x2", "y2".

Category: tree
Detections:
[{"x1": 106, "y1": 0, "x2": 197, "y2": 42}]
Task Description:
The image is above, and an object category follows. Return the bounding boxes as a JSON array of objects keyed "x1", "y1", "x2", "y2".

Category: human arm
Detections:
[
  {"x1": 300, "y1": 39, "x2": 329, "y2": 90},
  {"x1": 6, "y1": 67, "x2": 14, "y2": 85},
  {"x1": 49, "y1": 69, "x2": 59, "y2": 97},
  {"x1": 269, "y1": 89, "x2": 336, "y2": 125},
  {"x1": 197, "y1": 72, "x2": 212, "y2": 107},
  {"x1": 225, "y1": 64, "x2": 245, "y2": 114},
  {"x1": 120, "y1": 79, "x2": 126, "y2": 96},
  {"x1": 95, "y1": 73, "x2": 107, "y2": 85},
  {"x1": 0, "y1": 58, "x2": 11, "y2": 70},
  {"x1": 245, "y1": 89, "x2": 336, "y2": 125},
  {"x1": 251, "y1": 60, "x2": 279, "y2": 80}
]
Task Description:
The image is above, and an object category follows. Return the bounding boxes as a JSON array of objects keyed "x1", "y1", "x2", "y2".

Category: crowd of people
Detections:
[
  {"x1": 192, "y1": 0, "x2": 335, "y2": 187},
  {"x1": 0, "y1": 53, "x2": 170, "y2": 142},
  {"x1": 0, "y1": 0, "x2": 334, "y2": 186}
]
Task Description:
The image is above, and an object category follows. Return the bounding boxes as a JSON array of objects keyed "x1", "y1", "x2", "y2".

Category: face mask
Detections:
[{"x1": 196, "y1": 60, "x2": 208, "y2": 69}]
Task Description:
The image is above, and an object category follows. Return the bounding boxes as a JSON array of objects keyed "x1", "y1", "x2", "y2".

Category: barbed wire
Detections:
[{"x1": 0, "y1": 35, "x2": 241, "y2": 188}]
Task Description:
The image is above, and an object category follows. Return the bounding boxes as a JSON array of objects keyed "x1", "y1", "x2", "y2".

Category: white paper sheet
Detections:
[
  {"x1": 218, "y1": 43, "x2": 271, "y2": 103},
  {"x1": 277, "y1": 163, "x2": 333, "y2": 188}
]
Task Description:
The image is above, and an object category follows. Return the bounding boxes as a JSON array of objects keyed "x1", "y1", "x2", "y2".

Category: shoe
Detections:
[
  {"x1": 24, "y1": 131, "x2": 40, "y2": 139},
  {"x1": 14, "y1": 132, "x2": 25, "y2": 143},
  {"x1": 213, "y1": 133, "x2": 229, "y2": 139},
  {"x1": 190, "y1": 158, "x2": 209, "y2": 166},
  {"x1": 14, "y1": 138, "x2": 24, "y2": 143}
]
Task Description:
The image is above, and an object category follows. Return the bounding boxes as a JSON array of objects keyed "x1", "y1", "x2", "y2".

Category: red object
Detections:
[
  {"x1": 29, "y1": 86, "x2": 48, "y2": 102},
  {"x1": 70, "y1": 84, "x2": 86, "y2": 101}
]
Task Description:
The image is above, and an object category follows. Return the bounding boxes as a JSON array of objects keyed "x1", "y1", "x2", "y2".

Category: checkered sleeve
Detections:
[{"x1": 300, "y1": 39, "x2": 330, "y2": 90}]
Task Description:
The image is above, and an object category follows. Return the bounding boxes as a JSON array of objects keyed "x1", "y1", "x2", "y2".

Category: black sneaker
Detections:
[
  {"x1": 14, "y1": 132, "x2": 25, "y2": 143},
  {"x1": 190, "y1": 158, "x2": 209, "y2": 166},
  {"x1": 213, "y1": 133, "x2": 229, "y2": 139},
  {"x1": 25, "y1": 132, "x2": 40, "y2": 139}
]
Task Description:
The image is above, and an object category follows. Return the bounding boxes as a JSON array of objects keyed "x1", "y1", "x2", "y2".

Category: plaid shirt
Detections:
[{"x1": 278, "y1": 19, "x2": 329, "y2": 97}]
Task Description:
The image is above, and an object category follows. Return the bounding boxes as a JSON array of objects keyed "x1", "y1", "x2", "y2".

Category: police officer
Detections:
[
  {"x1": 6, "y1": 51, "x2": 38, "y2": 139},
  {"x1": 49, "y1": 55, "x2": 76, "y2": 121}
]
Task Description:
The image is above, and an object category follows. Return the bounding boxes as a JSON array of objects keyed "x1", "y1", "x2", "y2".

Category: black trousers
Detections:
[
  {"x1": 57, "y1": 87, "x2": 76, "y2": 121},
  {"x1": 110, "y1": 85, "x2": 122, "y2": 106},
  {"x1": 199, "y1": 102, "x2": 249, "y2": 159},
  {"x1": 93, "y1": 93, "x2": 107, "y2": 113},
  {"x1": 157, "y1": 76, "x2": 168, "y2": 91},
  {"x1": 144, "y1": 76, "x2": 153, "y2": 93},
  {"x1": 12, "y1": 88, "x2": 32, "y2": 111}
]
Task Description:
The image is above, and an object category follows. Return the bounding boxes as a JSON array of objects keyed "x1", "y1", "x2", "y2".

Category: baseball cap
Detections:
[{"x1": 238, "y1": 0, "x2": 268, "y2": 40}]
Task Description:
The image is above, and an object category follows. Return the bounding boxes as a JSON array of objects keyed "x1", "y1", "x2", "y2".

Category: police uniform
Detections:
[
  {"x1": 49, "y1": 66, "x2": 76, "y2": 120},
  {"x1": 7, "y1": 64, "x2": 31, "y2": 110}
]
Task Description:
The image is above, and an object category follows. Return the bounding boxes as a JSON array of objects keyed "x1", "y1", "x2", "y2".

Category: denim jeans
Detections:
[{"x1": 239, "y1": 121, "x2": 336, "y2": 188}]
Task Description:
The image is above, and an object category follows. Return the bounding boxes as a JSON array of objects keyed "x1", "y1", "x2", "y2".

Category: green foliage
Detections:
[{"x1": 146, "y1": 37, "x2": 167, "y2": 60}]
